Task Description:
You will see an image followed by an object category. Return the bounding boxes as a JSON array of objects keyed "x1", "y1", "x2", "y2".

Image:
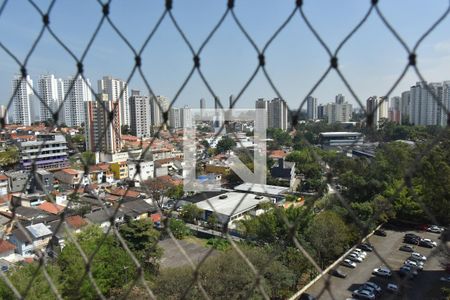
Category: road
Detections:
[{"x1": 305, "y1": 227, "x2": 449, "y2": 300}]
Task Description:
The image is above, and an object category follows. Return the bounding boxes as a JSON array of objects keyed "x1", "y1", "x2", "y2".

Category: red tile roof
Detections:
[
  {"x1": 37, "y1": 201, "x2": 65, "y2": 215},
  {"x1": 0, "y1": 174, "x2": 8, "y2": 180},
  {"x1": 150, "y1": 213, "x2": 161, "y2": 223},
  {"x1": 61, "y1": 168, "x2": 80, "y2": 175},
  {"x1": 269, "y1": 150, "x2": 288, "y2": 159},
  {"x1": 66, "y1": 215, "x2": 87, "y2": 229},
  {"x1": 109, "y1": 188, "x2": 140, "y2": 198},
  {"x1": 0, "y1": 239, "x2": 15, "y2": 253}
]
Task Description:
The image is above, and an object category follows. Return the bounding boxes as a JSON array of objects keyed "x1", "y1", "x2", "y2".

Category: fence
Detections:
[{"x1": 0, "y1": 1, "x2": 449, "y2": 299}]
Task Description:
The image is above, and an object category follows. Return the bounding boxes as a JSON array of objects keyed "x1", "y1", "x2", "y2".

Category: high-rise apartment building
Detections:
[
  {"x1": 11, "y1": 75, "x2": 33, "y2": 126},
  {"x1": 389, "y1": 96, "x2": 401, "y2": 124},
  {"x1": 401, "y1": 91, "x2": 411, "y2": 124},
  {"x1": 410, "y1": 81, "x2": 445, "y2": 126},
  {"x1": 181, "y1": 105, "x2": 193, "y2": 128},
  {"x1": 306, "y1": 96, "x2": 318, "y2": 120},
  {"x1": 150, "y1": 95, "x2": 169, "y2": 128},
  {"x1": 98, "y1": 76, "x2": 129, "y2": 126},
  {"x1": 335, "y1": 93, "x2": 345, "y2": 104},
  {"x1": 268, "y1": 98, "x2": 289, "y2": 130},
  {"x1": 129, "y1": 90, "x2": 151, "y2": 138},
  {"x1": 317, "y1": 104, "x2": 326, "y2": 119},
  {"x1": 366, "y1": 96, "x2": 389, "y2": 128},
  {"x1": 85, "y1": 94, "x2": 122, "y2": 154},
  {"x1": 326, "y1": 102, "x2": 352, "y2": 124},
  {"x1": 169, "y1": 107, "x2": 182, "y2": 129},
  {"x1": 63, "y1": 76, "x2": 92, "y2": 127},
  {"x1": 38, "y1": 74, "x2": 63, "y2": 123}
]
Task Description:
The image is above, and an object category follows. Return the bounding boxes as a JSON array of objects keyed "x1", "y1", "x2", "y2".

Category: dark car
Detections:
[
  {"x1": 374, "y1": 229, "x2": 387, "y2": 237},
  {"x1": 404, "y1": 237, "x2": 420, "y2": 245},
  {"x1": 419, "y1": 240, "x2": 434, "y2": 248},
  {"x1": 404, "y1": 233, "x2": 420, "y2": 239},
  {"x1": 359, "y1": 243, "x2": 373, "y2": 252},
  {"x1": 330, "y1": 269, "x2": 347, "y2": 278},
  {"x1": 399, "y1": 244, "x2": 414, "y2": 252}
]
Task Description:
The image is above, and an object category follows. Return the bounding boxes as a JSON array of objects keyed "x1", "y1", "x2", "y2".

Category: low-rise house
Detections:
[
  {"x1": 0, "y1": 174, "x2": 8, "y2": 196},
  {"x1": 8, "y1": 206, "x2": 50, "y2": 222},
  {"x1": 11, "y1": 193, "x2": 46, "y2": 208},
  {"x1": 37, "y1": 201, "x2": 65, "y2": 215},
  {"x1": 0, "y1": 239, "x2": 16, "y2": 259},
  {"x1": 110, "y1": 161, "x2": 128, "y2": 180},
  {"x1": 120, "y1": 199, "x2": 156, "y2": 221},
  {"x1": 85, "y1": 207, "x2": 125, "y2": 232},
  {"x1": 54, "y1": 168, "x2": 88, "y2": 189},
  {"x1": 270, "y1": 158, "x2": 296, "y2": 190},
  {"x1": 88, "y1": 163, "x2": 114, "y2": 184},
  {"x1": 8, "y1": 223, "x2": 53, "y2": 256},
  {"x1": 31, "y1": 169, "x2": 54, "y2": 193},
  {"x1": 5, "y1": 170, "x2": 30, "y2": 193},
  {"x1": 109, "y1": 188, "x2": 141, "y2": 201},
  {"x1": 128, "y1": 160, "x2": 154, "y2": 182},
  {"x1": 47, "y1": 215, "x2": 88, "y2": 253}
]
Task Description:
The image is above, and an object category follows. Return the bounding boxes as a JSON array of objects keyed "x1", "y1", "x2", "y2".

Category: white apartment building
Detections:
[
  {"x1": 38, "y1": 74, "x2": 63, "y2": 123},
  {"x1": 129, "y1": 90, "x2": 151, "y2": 138},
  {"x1": 366, "y1": 96, "x2": 388, "y2": 128},
  {"x1": 11, "y1": 75, "x2": 33, "y2": 126},
  {"x1": 169, "y1": 107, "x2": 182, "y2": 129},
  {"x1": 410, "y1": 81, "x2": 446, "y2": 126},
  {"x1": 98, "y1": 76, "x2": 129, "y2": 126},
  {"x1": 150, "y1": 95, "x2": 169, "y2": 128},
  {"x1": 326, "y1": 102, "x2": 352, "y2": 124},
  {"x1": 63, "y1": 76, "x2": 93, "y2": 127}
]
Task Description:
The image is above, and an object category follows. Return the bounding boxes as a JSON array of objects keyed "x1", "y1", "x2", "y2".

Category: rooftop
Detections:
[
  {"x1": 0, "y1": 239, "x2": 16, "y2": 253},
  {"x1": 37, "y1": 201, "x2": 65, "y2": 215},
  {"x1": 234, "y1": 183, "x2": 289, "y2": 196},
  {"x1": 195, "y1": 192, "x2": 270, "y2": 217},
  {"x1": 26, "y1": 223, "x2": 53, "y2": 238},
  {"x1": 319, "y1": 132, "x2": 362, "y2": 137}
]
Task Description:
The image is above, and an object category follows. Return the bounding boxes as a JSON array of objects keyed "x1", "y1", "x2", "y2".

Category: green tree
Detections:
[
  {"x1": 121, "y1": 124, "x2": 131, "y2": 135},
  {"x1": 179, "y1": 204, "x2": 202, "y2": 223},
  {"x1": 307, "y1": 211, "x2": 353, "y2": 268},
  {"x1": 0, "y1": 263, "x2": 61, "y2": 300},
  {"x1": 216, "y1": 136, "x2": 236, "y2": 153},
  {"x1": 165, "y1": 184, "x2": 184, "y2": 200},
  {"x1": 58, "y1": 226, "x2": 136, "y2": 299},
  {"x1": 0, "y1": 146, "x2": 19, "y2": 167},
  {"x1": 167, "y1": 219, "x2": 191, "y2": 239},
  {"x1": 119, "y1": 219, "x2": 162, "y2": 275},
  {"x1": 80, "y1": 151, "x2": 96, "y2": 166},
  {"x1": 206, "y1": 213, "x2": 219, "y2": 229}
]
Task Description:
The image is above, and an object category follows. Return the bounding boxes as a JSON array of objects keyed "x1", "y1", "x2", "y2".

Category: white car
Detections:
[
  {"x1": 350, "y1": 251, "x2": 365, "y2": 260},
  {"x1": 348, "y1": 253, "x2": 363, "y2": 263},
  {"x1": 341, "y1": 259, "x2": 357, "y2": 268},
  {"x1": 427, "y1": 225, "x2": 444, "y2": 233},
  {"x1": 404, "y1": 260, "x2": 423, "y2": 270},
  {"x1": 421, "y1": 238, "x2": 437, "y2": 247},
  {"x1": 373, "y1": 267, "x2": 392, "y2": 277},
  {"x1": 410, "y1": 252, "x2": 427, "y2": 261},
  {"x1": 440, "y1": 276, "x2": 450, "y2": 282},
  {"x1": 353, "y1": 248, "x2": 367, "y2": 258}
]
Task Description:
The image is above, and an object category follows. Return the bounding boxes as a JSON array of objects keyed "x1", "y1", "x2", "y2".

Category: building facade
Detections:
[
  {"x1": 129, "y1": 90, "x2": 151, "y2": 138},
  {"x1": 326, "y1": 102, "x2": 352, "y2": 124},
  {"x1": 98, "y1": 76, "x2": 129, "y2": 126},
  {"x1": 11, "y1": 75, "x2": 33, "y2": 126},
  {"x1": 85, "y1": 94, "x2": 122, "y2": 154},
  {"x1": 19, "y1": 134, "x2": 69, "y2": 170},
  {"x1": 410, "y1": 81, "x2": 446, "y2": 126},
  {"x1": 306, "y1": 96, "x2": 318, "y2": 120},
  {"x1": 38, "y1": 74, "x2": 63, "y2": 123},
  {"x1": 63, "y1": 76, "x2": 92, "y2": 127}
]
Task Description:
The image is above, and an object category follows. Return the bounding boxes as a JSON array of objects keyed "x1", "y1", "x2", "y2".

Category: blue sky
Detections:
[{"x1": 1, "y1": 0, "x2": 450, "y2": 112}]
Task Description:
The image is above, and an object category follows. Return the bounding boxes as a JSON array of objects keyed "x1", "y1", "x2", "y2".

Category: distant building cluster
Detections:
[{"x1": 255, "y1": 98, "x2": 289, "y2": 131}]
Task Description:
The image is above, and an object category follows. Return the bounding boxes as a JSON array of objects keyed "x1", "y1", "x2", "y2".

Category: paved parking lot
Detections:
[{"x1": 306, "y1": 227, "x2": 449, "y2": 299}]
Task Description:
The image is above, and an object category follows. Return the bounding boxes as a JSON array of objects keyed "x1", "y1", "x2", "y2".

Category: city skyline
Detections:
[{"x1": 1, "y1": 0, "x2": 450, "y2": 110}]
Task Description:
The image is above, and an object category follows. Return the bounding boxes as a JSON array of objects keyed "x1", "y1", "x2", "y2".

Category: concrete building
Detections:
[
  {"x1": 366, "y1": 96, "x2": 388, "y2": 128},
  {"x1": 19, "y1": 134, "x2": 69, "y2": 170},
  {"x1": 410, "y1": 81, "x2": 446, "y2": 126},
  {"x1": 129, "y1": 90, "x2": 151, "y2": 138},
  {"x1": 200, "y1": 98, "x2": 206, "y2": 120},
  {"x1": 38, "y1": 74, "x2": 63, "y2": 123},
  {"x1": 151, "y1": 95, "x2": 169, "y2": 128},
  {"x1": 306, "y1": 96, "x2": 318, "y2": 120},
  {"x1": 326, "y1": 102, "x2": 352, "y2": 124},
  {"x1": 11, "y1": 75, "x2": 33, "y2": 126},
  {"x1": 63, "y1": 75, "x2": 93, "y2": 127},
  {"x1": 128, "y1": 160, "x2": 154, "y2": 182},
  {"x1": 270, "y1": 158, "x2": 296, "y2": 190},
  {"x1": 169, "y1": 107, "x2": 182, "y2": 129},
  {"x1": 5, "y1": 171, "x2": 30, "y2": 193},
  {"x1": 389, "y1": 96, "x2": 401, "y2": 124},
  {"x1": 335, "y1": 93, "x2": 345, "y2": 104},
  {"x1": 317, "y1": 104, "x2": 326, "y2": 119},
  {"x1": 268, "y1": 98, "x2": 289, "y2": 130},
  {"x1": 9, "y1": 223, "x2": 53, "y2": 256},
  {"x1": 98, "y1": 76, "x2": 129, "y2": 126},
  {"x1": 85, "y1": 94, "x2": 122, "y2": 154},
  {"x1": 318, "y1": 132, "x2": 364, "y2": 148},
  {"x1": 0, "y1": 105, "x2": 8, "y2": 125},
  {"x1": 401, "y1": 91, "x2": 411, "y2": 124}
]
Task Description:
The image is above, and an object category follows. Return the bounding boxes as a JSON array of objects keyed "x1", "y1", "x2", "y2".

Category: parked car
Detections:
[
  {"x1": 405, "y1": 260, "x2": 423, "y2": 270},
  {"x1": 404, "y1": 236, "x2": 420, "y2": 245},
  {"x1": 421, "y1": 238, "x2": 437, "y2": 247},
  {"x1": 410, "y1": 252, "x2": 427, "y2": 261},
  {"x1": 330, "y1": 269, "x2": 347, "y2": 278},
  {"x1": 373, "y1": 267, "x2": 392, "y2": 277},
  {"x1": 427, "y1": 225, "x2": 444, "y2": 233},
  {"x1": 348, "y1": 253, "x2": 363, "y2": 263},
  {"x1": 440, "y1": 276, "x2": 450, "y2": 282},
  {"x1": 399, "y1": 244, "x2": 415, "y2": 252},
  {"x1": 363, "y1": 282, "x2": 382, "y2": 294},
  {"x1": 374, "y1": 229, "x2": 387, "y2": 237},
  {"x1": 419, "y1": 239, "x2": 436, "y2": 248},
  {"x1": 359, "y1": 243, "x2": 373, "y2": 252},
  {"x1": 352, "y1": 289, "x2": 376, "y2": 300},
  {"x1": 350, "y1": 251, "x2": 366, "y2": 260},
  {"x1": 341, "y1": 259, "x2": 357, "y2": 268},
  {"x1": 353, "y1": 248, "x2": 368, "y2": 258},
  {"x1": 399, "y1": 265, "x2": 418, "y2": 277},
  {"x1": 299, "y1": 293, "x2": 316, "y2": 300},
  {"x1": 404, "y1": 233, "x2": 420, "y2": 239},
  {"x1": 387, "y1": 283, "x2": 399, "y2": 293}
]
